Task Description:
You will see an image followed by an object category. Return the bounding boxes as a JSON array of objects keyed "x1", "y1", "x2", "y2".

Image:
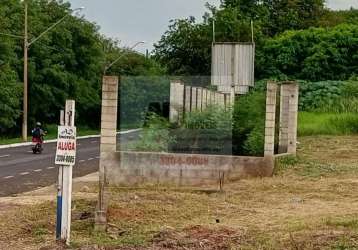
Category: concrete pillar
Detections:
[
  {"x1": 224, "y1": 94, "x2": 230, "y2": 110},
  {"x1": 169, "y1": 80, "x2": 185, "y2": 123},
  {"x1": 197, "y1": 88, "x2": 203, "y2": 111},
  {"x1": 95, "y1": 76, "x2": 118, "y2": 231},
  {"x1": 264, "y1": 82, "x2": 277, "y2": 157},
  {"x1": 202, "y1": 88, "x2": 207, "y2": 110},
  {"x1": 279, "y1": 82, "x2": 299, "y2": 155},
  {"x1": 184, "y1": 86, "x2": 192, "y2": 113},
  {"x1": 219, "y1": 93, "x2": 225, "y2": 108},
  {"x1": 191, "y1": 87, "x2": 198, "y2": 111},
  {"x1": 230, "y1": 86, "x2": 235, "y2": 107},
  {"x1": 210, "y1": 91, "x2": 215, "y2": 105}
]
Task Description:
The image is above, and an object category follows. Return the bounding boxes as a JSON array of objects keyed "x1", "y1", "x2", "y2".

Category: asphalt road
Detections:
[{"x1": 0, "y1": 131, "x2": 139, "y2": 197}]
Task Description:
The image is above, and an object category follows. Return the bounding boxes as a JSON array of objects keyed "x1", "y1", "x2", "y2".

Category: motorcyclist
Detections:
[{"x1": 32, "y1": 122, "x2": 46, "y2": 142}]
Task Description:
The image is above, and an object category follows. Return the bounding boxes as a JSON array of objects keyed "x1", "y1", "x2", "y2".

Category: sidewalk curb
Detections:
[{"x1": 0, "y1": 129, "x2": 141, "y2": 150}]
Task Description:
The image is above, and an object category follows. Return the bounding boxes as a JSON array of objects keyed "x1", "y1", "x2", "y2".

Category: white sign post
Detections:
[{"x1": 55, "y1": 100, "x2": 76, "y2": 245}]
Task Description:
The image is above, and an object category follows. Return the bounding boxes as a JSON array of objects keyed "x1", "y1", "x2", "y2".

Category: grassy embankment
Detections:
[{"x1": 298, "y1": 112, "x2": 358, "y2": 136}]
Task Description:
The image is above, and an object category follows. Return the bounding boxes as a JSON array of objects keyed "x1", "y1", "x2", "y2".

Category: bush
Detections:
[
  {"x1": 233, "y1": 91, "x2": 266, "y2": 156},
  {"x1": 299, "y1": 80, "x2": 358, "y2": 113},
  {"x1": 171, "y1": 105, "x2": 233, "y2": 155},
  {"x1": 243, "y1": 125, "x2": 265, "y2": 156},
  {"x1": 127, "y1": 113, "x2": 175, "y2": 152}
]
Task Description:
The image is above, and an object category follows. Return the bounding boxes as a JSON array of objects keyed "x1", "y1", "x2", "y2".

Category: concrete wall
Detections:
[{"x1": 104, "y1": 151, "x2": 275, "y2": 186}]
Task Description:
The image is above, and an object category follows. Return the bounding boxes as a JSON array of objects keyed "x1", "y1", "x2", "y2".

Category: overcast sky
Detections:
[{"x1": 66, "y1": 0, "x2": 358, "y2": 53}]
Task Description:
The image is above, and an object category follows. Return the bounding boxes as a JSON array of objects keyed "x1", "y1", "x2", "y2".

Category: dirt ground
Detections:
[{"x1": 1, "y1": 136, "x2": 358, "y2": 250}]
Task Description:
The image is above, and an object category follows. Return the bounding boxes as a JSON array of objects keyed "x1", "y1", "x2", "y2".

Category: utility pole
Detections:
[{"x1": 22, "y1": 0, "x2": 28, "y2": 141}]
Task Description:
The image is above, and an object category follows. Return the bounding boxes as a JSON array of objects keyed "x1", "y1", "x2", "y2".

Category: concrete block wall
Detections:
[{"x1": 105, "y1": 151, "x2": 275, "y2": 187}]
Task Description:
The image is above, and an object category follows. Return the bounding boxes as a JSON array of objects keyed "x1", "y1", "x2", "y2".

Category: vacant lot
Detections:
[{"x1": 1, "y1": 136, "x2": 358, "y2": 249}]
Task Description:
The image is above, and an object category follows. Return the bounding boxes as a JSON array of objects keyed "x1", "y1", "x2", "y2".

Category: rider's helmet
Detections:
[{"x1": 36, "y1": 122, "x2": 41, "y2": 127}]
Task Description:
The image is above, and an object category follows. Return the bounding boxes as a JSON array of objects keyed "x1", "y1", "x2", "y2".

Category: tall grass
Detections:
[{"x1": 299, "y1": 112, "x2": 358, "y2": 136}]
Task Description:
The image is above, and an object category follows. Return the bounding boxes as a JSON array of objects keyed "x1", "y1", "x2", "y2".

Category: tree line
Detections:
[
  {"x1": 0, "y1": 0, "x2": 164, "y2": 136},
  {"x1": 154, "y1": 0, "x2": 358, "y2": 80},
  {"x1": 1, "y1": 0, "x2": 358, "y2": 136}
]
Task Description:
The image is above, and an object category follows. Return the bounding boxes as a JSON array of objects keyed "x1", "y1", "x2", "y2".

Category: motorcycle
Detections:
[{"x1": 32, "y1": 136, "x2": 44, "y2": 154}]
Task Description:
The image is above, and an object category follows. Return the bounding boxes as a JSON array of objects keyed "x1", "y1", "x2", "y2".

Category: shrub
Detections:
[
  {"x1": 299, "y1": 80, "x2": 358, "y2": 113},
  {"x1": 171, "y1": 105, "x2": 233, "y2": 155},
  {"x1": 128, "y1": 113, "x2": 175, "y2": 152},
  {"x1": 233, "y1": 91, "x2": 266, "y2": 156}
]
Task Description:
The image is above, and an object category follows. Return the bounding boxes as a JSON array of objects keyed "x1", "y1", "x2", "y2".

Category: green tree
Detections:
[
  {"x1": 258, "y1": 24, "x2": 358, "y2": 81},
  {"x1": 0, "y1": 0, "x2": 166, "y2": 136}
]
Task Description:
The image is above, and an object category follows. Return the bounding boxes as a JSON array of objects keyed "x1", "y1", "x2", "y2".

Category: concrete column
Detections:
[
  {"x1": 96, "y1": 76, "x2": 118, "y2": 231},
  {"x1": 230, "y1": 86, "x2": 235, "y2": 107},
  {"x1": 169, "y1": 80, "x2": 185, "y2": 123},
  {"x1": 191, "y1": 87, "x2": 197, "y2": 111},
  {"x1": 210, "y1": 91, "x2": 215, "y2": 105},
  {"x1": 278, "y1": 84, "x2": 289, "y2": 154},
  {"x1": 264, "y1": 82, "x2": 278, "y2": 157},
  {"x1": 219, "y1": 93, "x2": 225, "y2": 108},
  {"x1": 224, "y1": 94, "x2": 230, "y2": 110},
  {"x1": 184, "y1": 86, "x2": 192, "y2": 113},
  {"x1": 202, "y1": 88, "x2": 207, "y2": 110},
  {"x1": 279, "y1": 82, "x2": 299, "y2": 155},
  {"x1": 197, "y1": 88, "x2": 203, "y2": 111}
]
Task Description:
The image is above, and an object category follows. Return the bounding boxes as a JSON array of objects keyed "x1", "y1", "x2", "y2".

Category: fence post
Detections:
[
  {"x1": 287, "y1": 82, "x2": 299, "y2": 155},
  {"x1": 169, "y1": 80, "x2": 185, "y2": 124},
  {"x1": 279, "y1": 82, "x2": 299, "y2": 155},
  {"x1": 264, "y1": 82, "x2": 277, "y2": 156},
  {"x1": 95, "y1": 76, "x2": 119, "y2": 231}
]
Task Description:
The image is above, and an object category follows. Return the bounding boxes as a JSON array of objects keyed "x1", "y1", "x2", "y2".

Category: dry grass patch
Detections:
[{"x1": 1, "y1": 136, "x2": 358, "y2": 249}]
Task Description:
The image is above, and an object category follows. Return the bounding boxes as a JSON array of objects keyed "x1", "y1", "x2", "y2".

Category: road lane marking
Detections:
[
  {"x1": 95, "y1": 156, "x2": 100, "y2": 159},
  {"x1": 3, "y1": 176, "x2": 14, "y2": 179},
  {"x1": 47, "y1": 167, "x2": 55, "y2": 170},
  {"x1": 19, "y1": 172, "x2": 30, "y2": 176},
  {"x1": 0, "y1": 155, "x2": 10, "y2": 158},
  {"x1": 88, "y1": 158, "x2": 94, "y2": 161},
  {"x1": 91, "y1": 141, "x2": 97, "y2": 144},
  {"x1": 27, "y1": 151, "x2": 33, "y2": 153},
  {"x1": 33, "y1": 169, "x2": 42, "y2": 172},
  {"x1": 79, "y1": 160, "x2": 85, "y2": 163}
]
